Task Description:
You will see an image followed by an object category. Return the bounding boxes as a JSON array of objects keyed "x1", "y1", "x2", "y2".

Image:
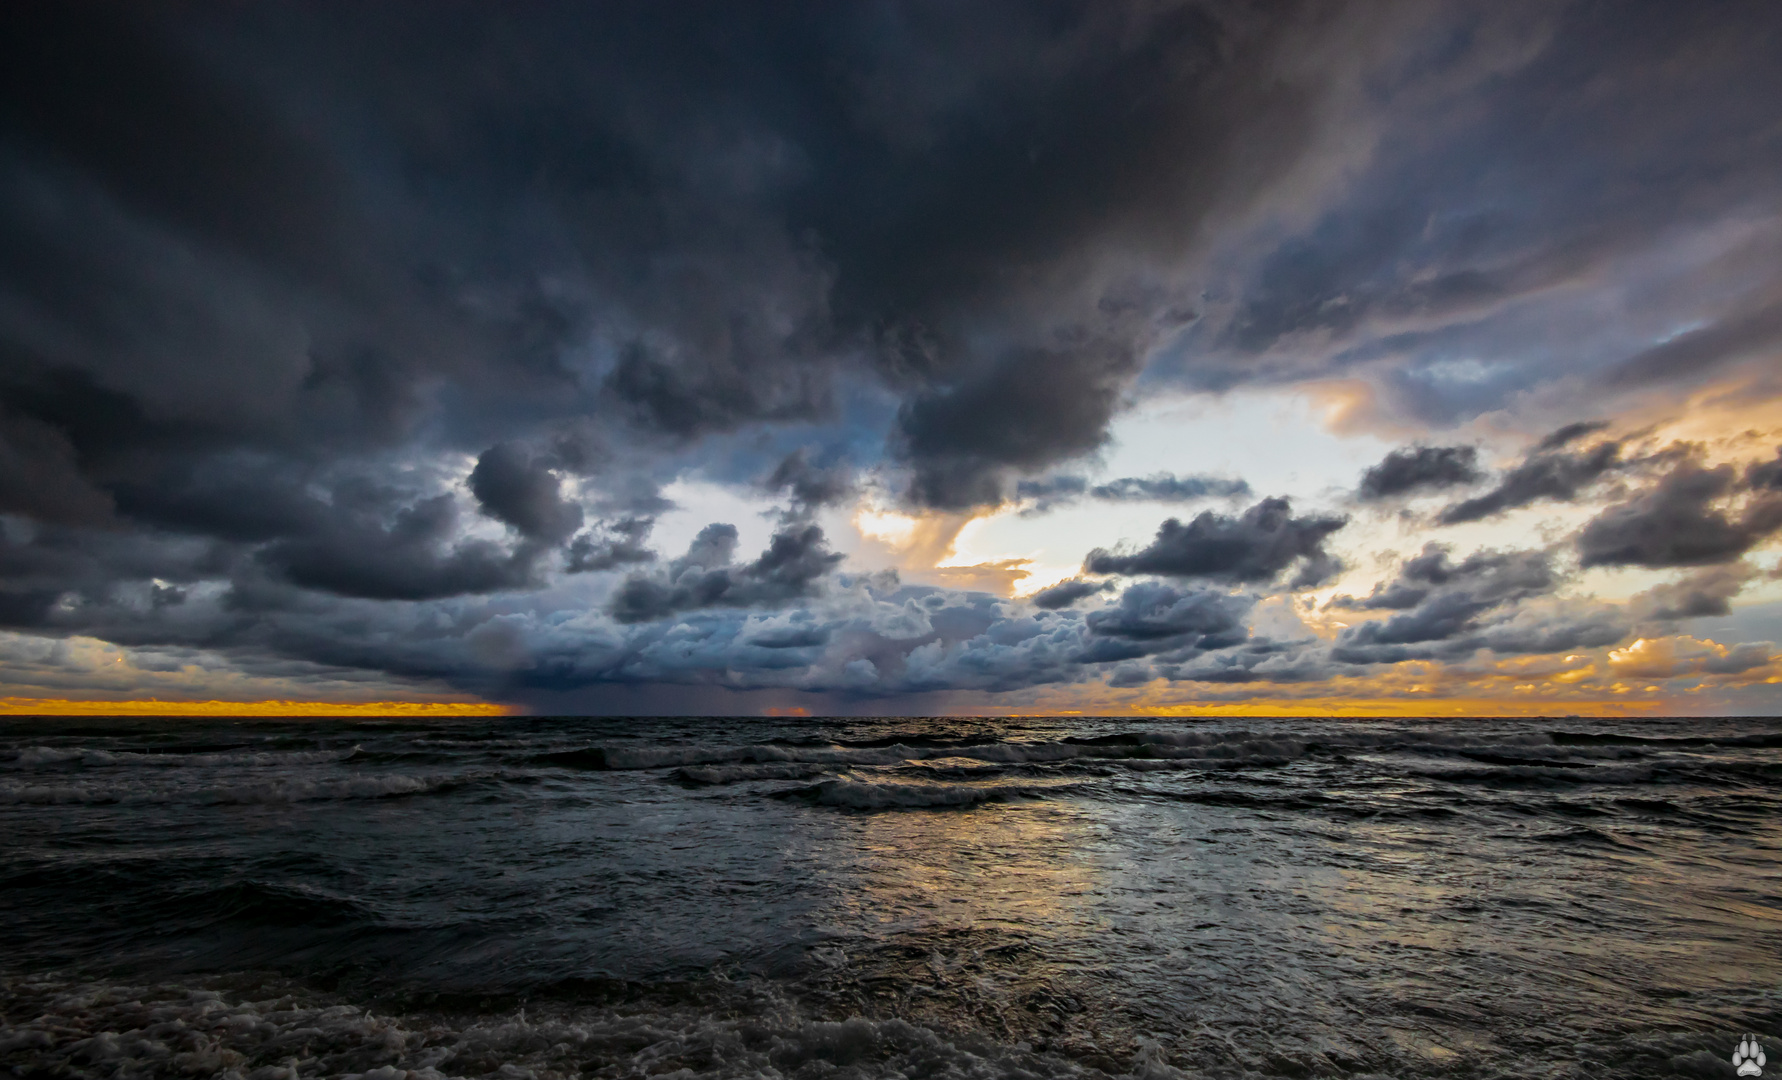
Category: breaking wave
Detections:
[{"x1": 0, "y1": 975, "x2": 1187, "y2": 1080}]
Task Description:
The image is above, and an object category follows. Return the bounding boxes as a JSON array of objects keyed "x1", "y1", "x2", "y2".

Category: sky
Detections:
[{"x1": 1, "y1": 0, "x2": 1781, "y2": 716}]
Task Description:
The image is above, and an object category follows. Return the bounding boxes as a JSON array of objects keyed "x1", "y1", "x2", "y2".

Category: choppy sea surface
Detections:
[{"x1": 2, "y1": 714, "x2": 1779, "y2": 1080}]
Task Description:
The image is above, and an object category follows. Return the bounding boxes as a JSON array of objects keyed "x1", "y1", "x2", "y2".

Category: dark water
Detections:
[{"x1": 2, "y1": 715, "x2": 1779, "y2": 1079}]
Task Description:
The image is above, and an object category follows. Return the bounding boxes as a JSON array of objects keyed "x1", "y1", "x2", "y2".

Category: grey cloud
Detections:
[
  {"x1": 764, "y1": 449, "x2": 854, "y2": 519},
  {"x1": 1030, "y1": 579, "x2": 1111, "y2": 611},
  {"x1": 1090, "y1": 474, "x2": 1252, "y2": 503},
  {"x1": 609, "y1": 523, "x2": 845, "y2": 624},
  {"x1": 1357, "y1": 445, "x2": 1481, "y2": 500},
  {"x1": 468, "y1": 443, "x2": 583, "y2": 543},
  {"x1": 1081, "y1": 582, "x2": 1251, "y2": 661},
  {"x1": 1631, "y1": 564, "x2": 1756, "y2": 622},
  {"x1": 1576, "y1": 458, "x2": 1782, "y2": 569},
  {"x1": 1748, "y1": 447, "x2": 1782, "y2": 492},
  {"x1": 1013, "y1": 475, "x2": 1089, "y2": 515},
  {"x1": 261, "y1": 494, "x2": 541, "y2": 602},
  {"x1": 1330, "y1": 543, "x2": 1564, "y2": 663},
  {"x1": 1084, "y1": 497, "x2": 1346, "y2": 587},
  {"x1": 896, "y1": 341, "x2": 1140, "y2": 510},
  {"x1": 565, "y1": 517, "x2": 656, "y2": 574},
  {"x1": 1534, "y1": 421, "x2": 1610, "y2": 452},
  {"x1": 1150, "y1": 3, "x2": 1782, "y2": 430},
  {"x1": 1016, "y1": 471, "x2": 1250, "y2": 515},
  {"x1": 1604, "y1": 297, "x2": 1782, "y2": 388},
  {"x1": 1438, "y1": 431, "x2": 1622, "y2": 524},
  {"x1": 2, "y1": 3, "x2": 1781, "y2": 707}
]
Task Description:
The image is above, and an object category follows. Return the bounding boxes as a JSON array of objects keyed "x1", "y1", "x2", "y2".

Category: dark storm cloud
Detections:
[
  {"x1": 565, "y1": 517, "x2": 656, "y2": 575},
  {"x1": 0, "y1": 0, "x2": 1364, "y2": 627},
  {"x1": 763, "y1": 449, "x2": 854, "y2": 521},
  {"x1": 2, "y1": 1, "x2": 1780, "y2": 707},
  {"x1": 1357, "y1": 445, "x2": 1481, "y2": 501},
  {"x1": 1576, "y1": 456, "x2": 1782, "y2": 569},
  {"x1": 468, "y1": 444, "x2": 582, "y2": 543},
  {"x1": 895, "y1": 342, "x2": 1141, "y2": 510},
  {"x1": 608, "y1": 523, "x2": 845, "y2": 624},
  {"x1": 1084, "y1": 498, "x2": 1346, "y2": 587},
  {"x1": 260, "y1": 495, "x2": 542, "y2": 602},
  {"x1": 1438, "y1": 430, "x2": 1623, "y2": 524}
]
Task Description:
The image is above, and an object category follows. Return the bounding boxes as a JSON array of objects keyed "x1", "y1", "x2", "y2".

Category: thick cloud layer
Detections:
[{"x1": 1, "y1": 2, "x2": 1780, "y2": 711}]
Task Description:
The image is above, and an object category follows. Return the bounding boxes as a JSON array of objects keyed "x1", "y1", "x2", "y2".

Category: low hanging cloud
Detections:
[{"x1": 1083, "y1": 497, "x2": 1347, "y2": 588}]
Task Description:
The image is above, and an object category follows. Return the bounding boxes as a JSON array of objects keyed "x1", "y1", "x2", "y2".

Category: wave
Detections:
[
  {"x1": 181, "y1": 879, "x2": 374, "y2": 928},
  {"x1": 569, "y1": 726, "x2": 1673, "y2": 781},
  {"x1": 0, "y1": 974, "x2": 1188, "y2": 1080},
  {"x1": 1408, "y1": 762, "x2": 1660, "y2": 786},
  {"x1": 0, "y1": 773, "x2": 448, "y2": 805},
  {"x1": 1550, "y1": 729, "x2": 1782, "y2": 749},
  {"x1": 781, "y1": 777, "x2": 1074, "y2": 809},
  {"x1": 675, "y1": 762, "x2": 837, "y2": 785},
  {"x1": 8, "y1": 745, "x2": 359, "y2": 769}
]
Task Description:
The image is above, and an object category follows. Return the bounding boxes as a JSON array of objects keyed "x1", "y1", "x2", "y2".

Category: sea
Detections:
[{"x1": 2, "y1": 714, "x2": 1778, "y2": 1079}]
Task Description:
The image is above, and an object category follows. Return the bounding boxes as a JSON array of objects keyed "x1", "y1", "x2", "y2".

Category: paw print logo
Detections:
[{"x1": 1734, "y1": 1035, "x2": 1767, "y2": 1078}]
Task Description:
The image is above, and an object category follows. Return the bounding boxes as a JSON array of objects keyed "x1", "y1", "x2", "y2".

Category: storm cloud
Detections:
[{"x1": 0, "y1": 1, "x2": 1779, "y2": 711}]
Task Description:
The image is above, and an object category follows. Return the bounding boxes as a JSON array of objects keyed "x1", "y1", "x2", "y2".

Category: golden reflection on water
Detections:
[{"x1": 818, "y1": 800, "x2": 1105, "y2": 938}]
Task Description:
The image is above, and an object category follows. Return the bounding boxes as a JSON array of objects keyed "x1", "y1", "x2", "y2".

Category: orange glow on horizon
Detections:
[{"x1": 0, "y1": 697, "x2": 518, "y2": 717}]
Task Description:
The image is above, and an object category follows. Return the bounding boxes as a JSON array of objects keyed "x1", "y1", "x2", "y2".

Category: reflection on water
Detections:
[{"x1": 2, "y1": 714, "x2": 1779, "y2": 1077}]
